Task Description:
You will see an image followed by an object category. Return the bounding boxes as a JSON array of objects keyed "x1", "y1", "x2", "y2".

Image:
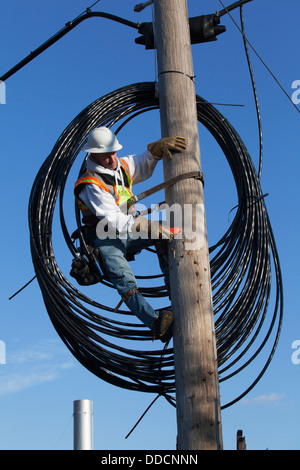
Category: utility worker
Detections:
[{"x1": 74, "y1": 127, "x2": 187, "y2": 342}]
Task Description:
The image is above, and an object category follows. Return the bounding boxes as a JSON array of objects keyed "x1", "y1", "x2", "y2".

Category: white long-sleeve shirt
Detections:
[{"x1": 78, "y1": 151, "x2": 158, "y2": 234}]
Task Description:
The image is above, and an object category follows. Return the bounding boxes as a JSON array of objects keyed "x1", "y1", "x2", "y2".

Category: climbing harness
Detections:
[
  {"x1": 72, "y1": 160, "x2": 204, "y2": 288},
  {"x1": 119, "y1": 170, "x2": 204, "y2": 211}
]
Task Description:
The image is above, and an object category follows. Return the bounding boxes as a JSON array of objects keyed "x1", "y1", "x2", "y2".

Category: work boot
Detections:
[{"x1": 152, "y1": 310, "x2": 174, "y2": 342}]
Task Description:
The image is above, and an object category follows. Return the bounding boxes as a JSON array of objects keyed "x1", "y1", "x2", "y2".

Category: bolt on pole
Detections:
[{"x1": 153, "y1": 0, "x2": 223, "y2": 450}]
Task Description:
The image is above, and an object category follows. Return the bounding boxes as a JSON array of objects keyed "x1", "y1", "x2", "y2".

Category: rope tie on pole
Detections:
[{"x1": 157, "y1": 70, "x2": 196, "y2": 82}]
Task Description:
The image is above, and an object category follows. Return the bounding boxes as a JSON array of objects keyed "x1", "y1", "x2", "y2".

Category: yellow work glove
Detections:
[
  {"x1": 132, "y1": 215, "x2": 175, "y2": 241},
  {"x1": 147, "y1": 136, "x2": 187, "y2": 160}
]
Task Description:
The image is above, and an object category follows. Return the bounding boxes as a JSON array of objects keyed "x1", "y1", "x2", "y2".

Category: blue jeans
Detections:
[{"x1": 92, "y1": 234, "x2": 169, "y2": 329}]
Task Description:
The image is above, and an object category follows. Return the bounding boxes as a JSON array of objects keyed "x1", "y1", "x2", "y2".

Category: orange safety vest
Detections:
[{"x1": 74, "y1": 159, "x2": 135, "y2": 225}]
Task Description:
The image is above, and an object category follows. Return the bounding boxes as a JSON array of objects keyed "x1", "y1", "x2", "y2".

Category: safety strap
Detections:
[
  {"x1": 119, "y1": 170, "x2": 204, "y2": 211},
  {"x1": 115, "y1": 172, "x2": 204, "y2": 312}
]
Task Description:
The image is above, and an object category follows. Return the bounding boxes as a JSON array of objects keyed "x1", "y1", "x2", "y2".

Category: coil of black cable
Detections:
[{"x1": 28, "y1": 81, "x2": 283, "y2": 409}]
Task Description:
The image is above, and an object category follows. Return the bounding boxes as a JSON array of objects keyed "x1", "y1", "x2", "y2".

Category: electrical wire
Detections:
[
  {"x1": 0, "y1": 10, "x2": 138, "y2": 82},
  {"x1": 28, "y1": 81, "x2": 283, "y2": 409},
  {"x1": 240, "y1": 5, "x2": 263, "y2": 181},
  {"x1": 218, "y1": 0, "x2": 300, "y2": 115},
  {"x1": 217, "y1": 0, "x2": 254, "y2": 17}
]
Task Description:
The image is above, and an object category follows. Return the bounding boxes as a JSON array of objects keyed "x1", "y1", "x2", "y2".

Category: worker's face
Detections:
[{"x1": 91, "y1": 152, "x2": 118, "y2": 170}]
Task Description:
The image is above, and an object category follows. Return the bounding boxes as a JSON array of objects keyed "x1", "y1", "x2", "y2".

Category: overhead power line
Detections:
[
  {"x1": 0, "y1": 11, "x2": 138, "y2": 82},
  {"x1": 218, "y1": 0, "x2": 300, "y2": 114}
]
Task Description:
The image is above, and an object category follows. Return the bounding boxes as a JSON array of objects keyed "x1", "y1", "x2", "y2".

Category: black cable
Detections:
[
  {"x1": 0, "y1": 11, "x2": 138, "y2": 82},
  {"x1": 240, "y1": 5, "x2": 263, "y2": 181},
  {"x1": 218, "y1": 0, "x2": 300, "y2": 115},
  {"x1": 8, "y1": 275, "x2": 37, "y2": 300},
  {"x1": 217, "y1": 0, "x2": 254, "y2": 17},
  {"x1": 28, "y1": 81, "x2": 283, "y2": 409}
]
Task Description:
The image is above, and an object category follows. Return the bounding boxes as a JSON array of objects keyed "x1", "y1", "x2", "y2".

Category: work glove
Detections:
[
  {"x1": 147, "y1": 136, "x2": 187, "y2": 160},
  {"x1": 131, "y1": 215, "x2": 180, "y2": 241}
]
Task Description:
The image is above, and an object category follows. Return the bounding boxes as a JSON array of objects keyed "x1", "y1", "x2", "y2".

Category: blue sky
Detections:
[{"x1": 1, "y1": 0, "x2": 299, "y2": 450}]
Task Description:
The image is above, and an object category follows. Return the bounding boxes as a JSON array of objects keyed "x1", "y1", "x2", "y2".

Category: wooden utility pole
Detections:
[{"x1": 153, "y1": 0, "x2": 223, "y2": 449}]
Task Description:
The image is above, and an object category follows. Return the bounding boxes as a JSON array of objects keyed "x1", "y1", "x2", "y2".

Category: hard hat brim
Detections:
[{"x1": 83, "y1": 143, "x2": 123, "y2": 153}]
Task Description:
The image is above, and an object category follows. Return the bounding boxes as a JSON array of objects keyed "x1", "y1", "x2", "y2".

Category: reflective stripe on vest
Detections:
[
  {"x1": 116, "y1": 185, "x2": 135, "y2": 207},
  {"x1": 118, "y1": 159, "x2": 134, "y2": 208},
  {"x1": 74, "y1": 161, "x2": 134, "y2": 215}
]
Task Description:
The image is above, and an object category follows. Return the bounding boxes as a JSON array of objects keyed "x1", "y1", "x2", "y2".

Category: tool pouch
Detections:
[
  {"x1": 70, "y1": 250, "x2": 103, "y2": 286},
  {"x1": 69, "y1": 226, "x2": 104, "y2": 286}
]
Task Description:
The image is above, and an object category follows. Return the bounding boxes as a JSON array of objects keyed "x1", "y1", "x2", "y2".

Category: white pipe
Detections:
[{"x1": 73, "y1": 400, "x2": 93, "y2": 450}]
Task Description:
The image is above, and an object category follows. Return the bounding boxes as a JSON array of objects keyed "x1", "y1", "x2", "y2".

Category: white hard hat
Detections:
[{"x1": 83, "y1": 127, "x2": 123, "y2": 153}]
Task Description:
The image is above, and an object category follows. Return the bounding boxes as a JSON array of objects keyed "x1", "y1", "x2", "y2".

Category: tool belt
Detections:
[{"x1": 69, "y1": 226, "x2": 104, "y2": 286}]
